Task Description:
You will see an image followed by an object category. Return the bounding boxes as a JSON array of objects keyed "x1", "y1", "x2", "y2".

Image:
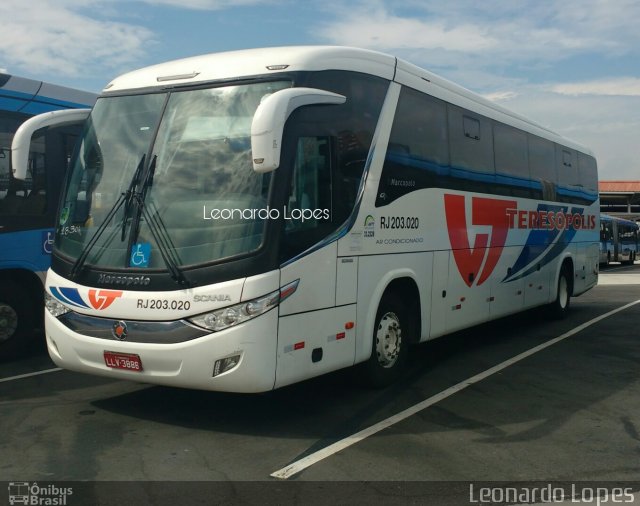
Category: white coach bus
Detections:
[{"x1": 13, "y1": 47, "x2": 599, "y2": 392}]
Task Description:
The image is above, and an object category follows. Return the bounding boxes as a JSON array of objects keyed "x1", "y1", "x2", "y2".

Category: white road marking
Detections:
[
  {"x1": 271, "y1": 299, "x2": 640, "y2": 480},
  {"x1": 598, "y1": 273, "x2": 640, "y2": 285},
  {"x1": 0, "y1": 368, "x2": 62, "y2": 383}
]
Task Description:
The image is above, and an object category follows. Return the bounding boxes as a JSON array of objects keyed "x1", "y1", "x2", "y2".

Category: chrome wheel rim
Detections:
[{"x1": 375, "y1": 311, "x2": 402, "y2": 368}]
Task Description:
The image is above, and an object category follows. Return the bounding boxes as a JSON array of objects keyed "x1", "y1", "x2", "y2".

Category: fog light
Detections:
[{"x1": 213, "y1": 354, "x2": 241, "y2": 377}]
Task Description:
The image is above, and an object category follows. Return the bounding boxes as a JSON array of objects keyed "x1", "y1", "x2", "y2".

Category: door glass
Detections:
[{"x1": 281, "y1": 136, "x2": 333, "y2": 258}]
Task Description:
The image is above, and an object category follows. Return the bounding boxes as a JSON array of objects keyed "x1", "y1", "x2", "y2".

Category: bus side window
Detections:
[
  {"x1": 528, "y1": 134, "x2": 556, "y2": 201},
  {"x1": 494, "y1": 123, "x2": 530, "y2": 198},
  {"x1": 556, "y1": 146, "x2": 579, "y2": 200},
  {"x1": 22, "y1": 132, "x2": 47, "y2": 215},
  {"x1": 448, "y1": 105, "x2": 494, "y2": 175},
  {"x1": 578, "y1": 152, "x2": 598, "y2": 198},
  {"x1": 0, "y1": 112, "x2": 25, "y2": 216},
  {"x1": 377, "y1": 87, "x2": 448, "y2": 207},
  {"x1": 281, "y1": 136, "x2": 333, "y2": 260}
]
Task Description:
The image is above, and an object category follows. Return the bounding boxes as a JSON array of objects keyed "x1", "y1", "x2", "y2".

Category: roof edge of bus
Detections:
[
  {"x1": 0, "y1": 72, "x2": 97, "y2": 110},
  {"x1": 601, "y1": 214, "x2": 640, "y2": 225},
  {"x1": 103, "y1": 46, "x2": 397, "y2": 93},
  {"x1": 102, "y1": 45, "x2": 593, "y2": 157}
]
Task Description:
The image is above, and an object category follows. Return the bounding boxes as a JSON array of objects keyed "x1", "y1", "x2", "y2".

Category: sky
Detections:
[{"x1": 0, "y1": 0, "x2": 638, "y2": 179}]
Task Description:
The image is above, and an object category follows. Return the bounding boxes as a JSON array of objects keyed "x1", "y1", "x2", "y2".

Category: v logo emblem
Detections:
[
  {"x1": 444, "y1": 194, "x2": 516, "y2": 287},
  {"x1": 88, "y1": 289, "x2": 123, "y2": 310}
]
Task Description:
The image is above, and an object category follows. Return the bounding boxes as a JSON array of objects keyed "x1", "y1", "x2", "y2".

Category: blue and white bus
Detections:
[
  {"x1": 13, "y1": 47, "x2": 599, "y2": 390},
  {"x1": 0, "y1": 73, "x2": 95, "y2": 357},
  {"x1": 599, "y1": 214, "x2": 638, "y2": 265}
]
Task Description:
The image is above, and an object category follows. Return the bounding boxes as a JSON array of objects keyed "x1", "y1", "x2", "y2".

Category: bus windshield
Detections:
[{"x1": 57, "y1": 80, "x2": 291, "y2": 270}]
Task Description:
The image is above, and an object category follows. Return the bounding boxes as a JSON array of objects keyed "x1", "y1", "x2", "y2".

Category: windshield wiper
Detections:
[
  {"x1": 131, "y1": 155, "x2": 191, "y2": 287},
  {"x1": 70, "y1": 153, "x2": 191, "y2": 287},
  {"x1": 121, "y1": 154, "x2": 145, "y2": 241},
  {"x1": 69, "y1": 155, "x2": 146, "y2": 280}
]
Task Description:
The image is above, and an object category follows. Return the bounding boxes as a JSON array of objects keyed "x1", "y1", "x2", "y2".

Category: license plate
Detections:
[{"x1": 104, "y1": 351, "x2": 143, "y2": 372}]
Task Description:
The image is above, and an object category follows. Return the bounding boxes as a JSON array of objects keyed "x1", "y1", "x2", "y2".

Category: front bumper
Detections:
[{"x1": 45, "y1": 308, "x2": 278, "y2": 393}]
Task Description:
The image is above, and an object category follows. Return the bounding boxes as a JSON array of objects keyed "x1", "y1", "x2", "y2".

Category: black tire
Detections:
[
  {"x1": 361, "y1": 292, "x2": 409, "y2": 388},
  {"x1": 548, "y1": 266, "x2": 572, "y2": 319},
  {"x1": 0, "y1": 281, "x2": 38, "y2": 359},
  {"x1": 625, "y1": 252, "x2": 635, "y2": 265}
]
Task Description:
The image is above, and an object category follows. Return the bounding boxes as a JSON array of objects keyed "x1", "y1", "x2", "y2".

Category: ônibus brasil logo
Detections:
[
  {"x1": 444, "y1": 194, "x2": 596, "y2": 287},
  {"x1": 49, "y1": 286, "x2": 123, "y2": 310}
]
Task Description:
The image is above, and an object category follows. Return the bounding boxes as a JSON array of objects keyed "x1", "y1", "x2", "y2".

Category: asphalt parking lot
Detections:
[{"x1": 1, "y1": 263, "x2": 639, "y2": 505}]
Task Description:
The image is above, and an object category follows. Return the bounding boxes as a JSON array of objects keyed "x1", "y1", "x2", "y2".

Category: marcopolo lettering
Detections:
[{"x1": 98, "y1": 274, "x2": 151, "y2": 286}]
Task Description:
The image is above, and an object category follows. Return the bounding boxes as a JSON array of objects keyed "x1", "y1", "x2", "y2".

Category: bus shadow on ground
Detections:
[{"x1": 91, "y1": 301, "x2": 640, "y2": 446}]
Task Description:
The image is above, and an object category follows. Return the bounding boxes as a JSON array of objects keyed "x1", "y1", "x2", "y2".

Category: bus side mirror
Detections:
[
  {"x1": 251, "y1": 87, "x2": 345, "y2": 173},
  {"x1": 11, "y1": 108, "x2": 91, "y2": 180}
]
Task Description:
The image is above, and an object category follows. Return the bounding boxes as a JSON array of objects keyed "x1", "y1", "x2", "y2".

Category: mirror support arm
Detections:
[
  {"x1": 11, "y1": 108, "x2": 91, "y2": 180},
  {"x1": 251, "y1": 87, "x2": 345, "y2": 173}
]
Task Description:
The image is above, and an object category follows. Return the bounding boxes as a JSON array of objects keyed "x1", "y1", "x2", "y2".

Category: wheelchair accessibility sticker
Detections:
[
  {"x1": 42, "y1": 231, "x2": 54, "y2": 255},
  {"x1": 130, "y1": 243, "x2": 151, "y2": 268}
]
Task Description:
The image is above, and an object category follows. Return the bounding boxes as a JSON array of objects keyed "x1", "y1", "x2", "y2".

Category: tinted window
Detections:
[
  {"x1": 578, "y1": 153, "x2": 598, "y2": 193},
  {"x1": 375, "y1": 87, "x2": 595, "y2": 207},
  {"x1": 494, "y1": 123, "x2": 530, "y2": 197},
  {"x1": 528, "y1": 134, "x2": 556, "y2": 201},
  {"x1": 528, "y1": 135, "x2": 556, "y2": 182},
  {"x1": 386, "y1": 87, "x2": 448, "y2": 165},
  {"x1": 280, "y1": 71, "x2": 389, "y2": 260},
  {"x1": 557, "y1": 146, "x2": 579, "y2": 187},
  {"x1": 0, "y1": 112, "x2": 47, "y2": 216},
  {"x1": 448, "y1": 105, "x2": 494, "y2": 174},
  {"x1": 494, "y1": 124, "x2": 528, "y2": 177},
  {"x1": 463, "y1": 116, "x2": 480, "y2": 140},
  {"x1": 281, "y1": 136, "x2": 333, "y2": 259},
  {"x1": 377, "y1": 87, "x2": 448, "y2": 206}
]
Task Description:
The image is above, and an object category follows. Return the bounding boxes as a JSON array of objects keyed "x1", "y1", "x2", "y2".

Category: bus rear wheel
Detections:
[
  {"x1": 0, "y1": 281, "x2": 37, "y2": 359},
  {"x1": 624, "y1": 251, "x2": 635, "y2": 265},
  {"x1": 548, "y1": 266, "x2": 571, "y2": 319},
  {"x1": 361, "y1": 293, "x2": 409, "y2": 387}
]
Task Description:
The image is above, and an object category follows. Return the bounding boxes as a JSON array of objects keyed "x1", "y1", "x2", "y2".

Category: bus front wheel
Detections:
[
  {"x1": 361, "y1": 293, "x2": 409, "y2": 387},
  {"x1": 0, "y1": 281, "x2": 37, "y2": 359}
]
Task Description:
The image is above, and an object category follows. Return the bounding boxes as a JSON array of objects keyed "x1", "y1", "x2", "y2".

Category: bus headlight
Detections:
[
  {"x1": 188, "y1": 279, "x2": 299, "y2": 332},
  {"x1": 44, "y1": 292, "x2": 71, "y2": 317}
]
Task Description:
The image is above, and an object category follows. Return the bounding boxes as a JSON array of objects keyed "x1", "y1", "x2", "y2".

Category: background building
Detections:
[{"x1": 599, "y1": 181, "x2": 640, "y2": 222}]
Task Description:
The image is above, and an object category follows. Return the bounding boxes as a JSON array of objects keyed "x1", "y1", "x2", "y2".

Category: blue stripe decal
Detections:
[
  {"x1": 504, "y1": 205, "x2": 583, "y2": 282},
  {"x1": 0, "y1": 88, "x2": 89, "y2": 110},
  {"x1": 0, "y1": 96, "x2": 28, "y2": 112},
  {"x1": 50, "y1": 287, "x2": 80, "y2": 308},
  {"x1": 50, "y1": 287, "x2": 89, "y2": 308},
  {"x1": 384, "y1": 152, "x2": 598, "y2": 203},
  {"x1": 59, "y1": 287, "x2": 90, "y2": 308}
]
